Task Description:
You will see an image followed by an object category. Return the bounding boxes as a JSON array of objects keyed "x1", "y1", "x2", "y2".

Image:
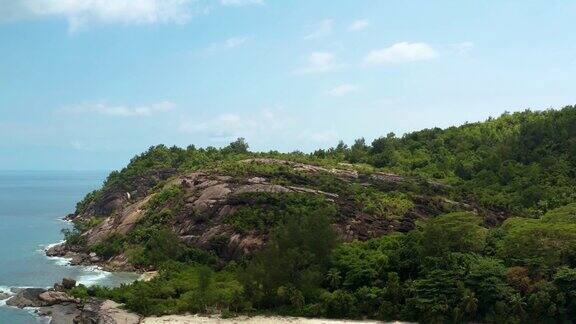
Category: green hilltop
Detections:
[{"x1": 56, "y1": 106, "x2": 576, "y2": 323}]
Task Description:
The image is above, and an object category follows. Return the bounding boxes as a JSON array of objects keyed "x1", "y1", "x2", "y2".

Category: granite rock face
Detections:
[
  {"x1": 38, "y1": 291, "x2": 75, "y2": 306},
  {"x1": 49, "y1": 158, "x2": 479, "y2": 270}
]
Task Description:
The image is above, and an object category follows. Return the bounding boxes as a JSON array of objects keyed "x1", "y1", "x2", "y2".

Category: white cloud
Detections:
[
  {"x1": 59, "y1": 101, "x2": 174, "y2": 117},
  {"x1": 294, "y1": 52, "x2": 339, "y2": 75},
  {"x1": 326, "y1": 84, "x2": 359, "y2": 96},
  {"x1": 2, "y1": 0, "x2": 198, "y2": 32},
  {"x1": 223, "y1": 36, "x2": 248, "y2": 48},
  {"x1": 304, "y1": 19, "x2": 333, "y2": 39},
  {"x1": 0, "y1": 0, "x2": 263, "y2": 32},
  {"x1": 220, "y1": 0, "x2": 264, "y2": 6},
  {"x1": 205, "y1": 36, "x2": 249, "y2": 53},
  {"x1": 179, "y1": 108, "x2": 284, "y2": 142},
  {"x1": 348, "y1": 19, "x2": 369, "y2": 31},
  {"x1": 364, "y1": 42, "x2": 438, "y2": 65}
]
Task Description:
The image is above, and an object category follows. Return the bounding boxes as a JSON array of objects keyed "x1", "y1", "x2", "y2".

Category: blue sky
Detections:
[{"x1": 1, "y1": 0, "x2": 575, "y2": 170}]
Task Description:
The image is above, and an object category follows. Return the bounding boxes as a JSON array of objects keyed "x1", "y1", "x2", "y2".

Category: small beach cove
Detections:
[{"x1": 0, "y1": 171, "x2": 138, "y2": 323}]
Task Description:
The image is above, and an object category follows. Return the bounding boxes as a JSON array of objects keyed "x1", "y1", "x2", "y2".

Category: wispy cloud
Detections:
[
  {"x1": 59, "y1": 101, "x2": 174, "y2": 117},
  {"x1": 294, "y1": 52, "x2": 339, "y2": 75},
  {"x1": 326, "y1": 84, "x2": 359, "y2": 96},
  {"x1": 0, "y1": 0, "x2": 263, "y2": 32},
  {"x1": 348, "y1": 19, "x2": 369, "y2": 31},
  {"x1": 204, "y1": 36, "x2": 250, "y2": 54},
  {"x1": 179, "y1": 108, "x2": 284, "y2": 142},
  {"x1": 220, "y1": 0, "x2": 264, "y2": 6},
  {"x1": 1, "y1": 0, "x2": 199, "y2": 32},
  {"x1": 364, "y1": 42, "x2": 437, "y2": 65},
  {"x1": 304, "y1": 19, "x2": 333, "y2": 39}
]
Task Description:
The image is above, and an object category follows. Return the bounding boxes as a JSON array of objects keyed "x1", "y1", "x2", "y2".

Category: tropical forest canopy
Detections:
[{"x1": 68, "y1": 106, "x2": 576, "y2": 323}]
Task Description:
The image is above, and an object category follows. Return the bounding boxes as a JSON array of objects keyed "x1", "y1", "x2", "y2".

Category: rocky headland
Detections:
[
  {"x1": 45, "y1": 158, "x2": 482, "y2": 273},
  {"x1": 4, "y1": 278, "x2": 140, "y2": 324}
]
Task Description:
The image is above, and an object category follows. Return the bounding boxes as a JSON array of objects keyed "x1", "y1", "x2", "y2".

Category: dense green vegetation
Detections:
[
  {"x1": 73, "y1": 204, "x2": 576, "y2": 322},
  {"x1": 340, "y1": 108, "x2": 576, "y2": 217},
  {"x1": 227, "y1": 193, "x2": 337, "y2": 234},
  {"x1": 68, "y1": 106, "x2": 576, "y2": 322}
]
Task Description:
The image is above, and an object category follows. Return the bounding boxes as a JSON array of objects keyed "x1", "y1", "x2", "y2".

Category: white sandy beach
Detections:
[{"x1": 142, "y1": 315, "x2": 391, "y2": 324}]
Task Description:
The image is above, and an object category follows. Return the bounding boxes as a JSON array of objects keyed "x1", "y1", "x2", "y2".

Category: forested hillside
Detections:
[
  {"x1": 54, "y1": 106, "x2": 576, "y2": 323},
  {"x1": 319, "y1": 106, "x2": 576, "y2": 217}
]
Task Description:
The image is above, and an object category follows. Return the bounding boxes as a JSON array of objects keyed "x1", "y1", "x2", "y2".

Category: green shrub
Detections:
[{"x1": 226, "y1": 192, "x2": 337, "y2": 234}]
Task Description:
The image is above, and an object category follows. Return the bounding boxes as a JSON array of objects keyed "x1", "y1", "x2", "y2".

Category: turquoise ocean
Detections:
[{"x1": 0, "y1": 171, "x2": 137, "y2": 323}]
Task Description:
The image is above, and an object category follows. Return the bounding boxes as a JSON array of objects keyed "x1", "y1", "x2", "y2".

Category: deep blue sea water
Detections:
[{"x1": 0, "y1": 171, "x2": 138, "y2": 323}]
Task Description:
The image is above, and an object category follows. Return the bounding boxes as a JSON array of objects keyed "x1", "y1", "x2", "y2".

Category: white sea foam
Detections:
[
  {"x1": 40, "y1": 240, "x2": 73, "y2": 266},
  {"x1": 0, "y1": 285, "x2": 13, "y2": 306},
  {"x1": 49, "y1": 256, "x2": 72, "y2": 266},
  {"x1": 23, "y1": 306, "x2": 51, "y2": 323},
  {"x1": 76, "y1": 266, "x2": 112, "y2": 286},
  {"x1": 43, "y1": 240, "x2": 65, "y2": 251},
  {"x1": 57, "y1": 217, "x2": 73, "y2": 225}
]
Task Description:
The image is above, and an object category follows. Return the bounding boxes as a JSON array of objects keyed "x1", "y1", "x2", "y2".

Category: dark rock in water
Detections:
[
  {"x1": 6, "y1": 288, "x2": 47, "y2": 308},
  {"x1": 45, "y1": 243, "x2": 67, "y2": 257},
  {"x1": 62, "y1": 277, "x2": 76, "y2": 289}
]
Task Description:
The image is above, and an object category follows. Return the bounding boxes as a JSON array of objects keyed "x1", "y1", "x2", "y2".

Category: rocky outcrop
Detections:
[
  {"x1": 37, "y1": 302, "x2": 81, "y2": 324},
  {"x1": 62, "y1": 277, "x2": 77, "y2": 290},
  {"x1": 74, "y1": 167, "x2": 179, "y2": 221},
  {"x1": 38, "y1": 291, "x2": 75, "y2": 306},
  {"x1": 50, "y1": 157, "x2": 475, "y2": 270},
  {"x1": 6, "y1": 288, "x2": 47, "y2": 308},
  {"x1": 5, "y1": 279, "x2": 141, "y2": 324},
  {"x1": 89, "y1": 299, "x2": 141, "y2": 324},
  {"x1": 84, "y1": 196, "x2": 152, "y2": 246},
  {"x1": 37, "y1": 298, "x2": 141, "y2": 324},
  {"x1": 45, "y1": 244, "x2": 135, "y2": 272},
  {"x1": 6, "y1": 278, "x2": 79, "y2": 309},
  {"x1": 242, "y1": 158, "x2": 359, "y2": 180}
]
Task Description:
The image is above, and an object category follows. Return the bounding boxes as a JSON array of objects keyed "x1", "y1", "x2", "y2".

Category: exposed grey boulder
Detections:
[
  {"x1": 78, "y1": 299, "x2": 141, "y2": 324},
  {"x1": 62, "y1": 277, "x2": 76, "y2": 289},
  {"x1": 38, "y1": 291, "x2": 75, "y2": 306},
  {"x1": 6, "y1": 288, "x2": 47, "y2": 308},
  {"x1": 38, "y1": 303, "x2": 81, "y2": 324},
  {"x1": 45, "y1": 243, "x2": 67, "y2": 257}
]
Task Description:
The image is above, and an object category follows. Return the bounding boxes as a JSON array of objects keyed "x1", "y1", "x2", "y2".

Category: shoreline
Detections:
[
  {"x1": 41, "y1": 241, "x2": 118, "y2": 287},
  {"x1": 142, "y1": 315, "x2": 389, "y2": 323},
  {"x1": 0, "y1": 239, "x2": 140, "y2": 323},
  {"x1": 4, "y1": 285, "x2": 391, "y2": 324}
]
